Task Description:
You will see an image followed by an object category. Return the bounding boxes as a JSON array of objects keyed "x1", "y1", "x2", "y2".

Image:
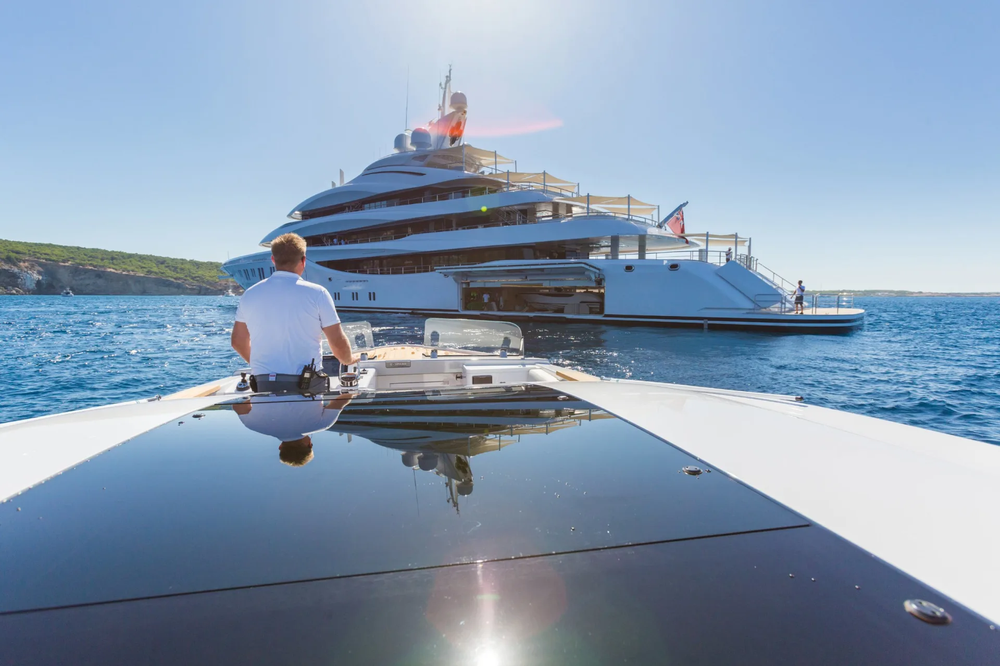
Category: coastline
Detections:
[{"x1": 1, "y1": 239, "x2": 237, "y2": 296}]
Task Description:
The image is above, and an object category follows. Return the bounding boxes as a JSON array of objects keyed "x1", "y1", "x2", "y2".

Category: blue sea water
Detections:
[{"x1": 1, "y1": 296, "x2": 998, "y2": 445}]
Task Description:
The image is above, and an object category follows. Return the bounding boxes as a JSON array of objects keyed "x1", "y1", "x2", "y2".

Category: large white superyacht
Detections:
[{"x1": 223, "y1": 72, "x2": 863, "y2": 332}]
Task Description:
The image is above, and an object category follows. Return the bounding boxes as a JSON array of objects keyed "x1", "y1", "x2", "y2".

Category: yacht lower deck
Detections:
[
  {"x1": 224, "y1": 255, "x2": 864, "y2": 333},
  {"x1": 332, "y1": 306, "x2": 865, "y2": 332}
]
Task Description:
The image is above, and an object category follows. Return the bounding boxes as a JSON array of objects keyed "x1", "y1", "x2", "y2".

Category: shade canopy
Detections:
[
  {"x1": 560, "y1": 195, "x2": 657, "y2": 217},
  {"x1": 681, "y1": 233, "x2": 749, "y2": 248},
  {"x1": 422, "y1": 145, "x2": 514, "y2": 171},
  {"x1": 486, "y1": 171, "x2": 577, "y2": 192}
]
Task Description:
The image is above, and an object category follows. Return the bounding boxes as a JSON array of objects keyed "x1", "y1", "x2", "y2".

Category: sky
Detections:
[{"x1": 1, "y1": 0, "x2": 998, "y2": 291}]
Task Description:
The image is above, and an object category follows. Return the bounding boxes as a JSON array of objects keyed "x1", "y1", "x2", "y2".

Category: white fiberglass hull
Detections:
[{"x1": 223, "y1": 254, "x2": 863, "y2": 332}]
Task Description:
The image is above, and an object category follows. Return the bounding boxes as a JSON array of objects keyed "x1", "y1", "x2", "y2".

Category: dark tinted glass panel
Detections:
[
  {"x1": 0, "y1": 386, "x2": 804, "y2": 612},
  {"x1": 1, "y1": 527, "x2": 993, "y2": 665}
]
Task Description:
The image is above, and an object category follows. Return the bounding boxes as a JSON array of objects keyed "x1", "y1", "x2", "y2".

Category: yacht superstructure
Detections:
[{"x1": 224, "y1": 71, "x2": 863, "y2": 332}]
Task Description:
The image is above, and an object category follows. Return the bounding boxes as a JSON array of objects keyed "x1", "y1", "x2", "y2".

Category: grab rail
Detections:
[{"x1": 753, "y1": 292, "x2": 856, "y2": 314}]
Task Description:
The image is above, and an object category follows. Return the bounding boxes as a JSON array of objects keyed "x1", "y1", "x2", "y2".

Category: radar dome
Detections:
[
  {"x1": 393, "y1": 132, "x2": 412, "y2": 153},
  {"x1": 401, "y1": 452, "x2": 420, "y2": 468},
  {"x1": 450, "y1": 91, "x2": 468, "y2": 111},
  {"x1": 410, "y1": 127, "x2": 432, "y2": 150},
  {"x1": 417, "y1": 453, "x2": 439, "y2": 471}
]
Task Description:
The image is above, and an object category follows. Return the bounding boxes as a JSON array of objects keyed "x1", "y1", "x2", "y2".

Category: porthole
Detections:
[
  {"x1": 624, "y1": 265, "x2": 635, "y2": 272},
  {"x1": 669, "y1": 263, "x2": 680, "y2": 271}
]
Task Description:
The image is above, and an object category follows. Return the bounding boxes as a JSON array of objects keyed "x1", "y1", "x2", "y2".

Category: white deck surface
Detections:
[
  {"x1": 0, "y1": 397, "x2": 221, "y2": 502},
  {"x1": 552, "y1": 379, "x2": 1000, "y2": 624}
]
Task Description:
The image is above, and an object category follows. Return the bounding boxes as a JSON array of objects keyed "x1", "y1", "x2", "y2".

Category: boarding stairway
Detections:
[
  {"x1": 736, "y1": 255, "x2": 796, "y2": 310},
  {"x1": 737, "y1": 254, "x2": 856, "y2": 314},
  {"x1": 641, "y1": 249, "x2": 854, "y2": 314}
]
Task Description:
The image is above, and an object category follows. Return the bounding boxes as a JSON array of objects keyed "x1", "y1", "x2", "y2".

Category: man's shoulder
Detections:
[
  {"x1": 240, "y1": 277, "x2": 276, "y2": 300},
  {"x1": 241, "y1": 274, "x2": 330, "y2": 304},
  {"x1": 291, "y1": 278, "x2": 331, "y2": 299}
]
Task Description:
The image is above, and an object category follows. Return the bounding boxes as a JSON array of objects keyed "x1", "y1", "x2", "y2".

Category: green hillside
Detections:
[{"x1": 0, "y1": 239, "x2": 228, "y2": 286}]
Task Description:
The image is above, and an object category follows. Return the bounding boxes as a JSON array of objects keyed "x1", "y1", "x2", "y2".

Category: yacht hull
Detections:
[{"x1": 223, "y1": 254, "x2": 862, "y2": 332}]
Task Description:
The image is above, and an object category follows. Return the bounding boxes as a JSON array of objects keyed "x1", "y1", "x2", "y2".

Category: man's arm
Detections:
[
  {"x1": 323, "y1": 323, "x2": 359, "y2": 366},
  {"x1": 231, "y1": 321, "x2": 251, "y2": 363}
]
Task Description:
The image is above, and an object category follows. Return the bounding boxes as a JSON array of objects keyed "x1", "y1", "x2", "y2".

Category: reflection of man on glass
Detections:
[{"x1": 232, "y1": 394, "x2": 352, "y2": 466}]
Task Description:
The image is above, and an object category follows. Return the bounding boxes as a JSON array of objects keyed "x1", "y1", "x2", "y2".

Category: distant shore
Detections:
[
  {"x1": 2, "y1": 239, "x2": 994, "y2": 298},
  {"x1": 1, "y1": 239, "x2": 239, "y2": 296},
  {"x1": 826, "y1": 290, "x2": 1000, "y2": 297}
]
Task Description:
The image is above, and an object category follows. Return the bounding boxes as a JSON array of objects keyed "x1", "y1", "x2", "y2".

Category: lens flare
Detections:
[
  {"x1": 476, "y1": 648, "x2": 501, "y2": 666},
  {"x1": 465, "y1": 117, "x2": 564, "y2": 138}
]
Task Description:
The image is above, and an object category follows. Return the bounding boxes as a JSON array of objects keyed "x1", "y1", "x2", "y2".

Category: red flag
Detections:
[{"x1": 667, "y1": 209, "x2": 685, "y2": 236}]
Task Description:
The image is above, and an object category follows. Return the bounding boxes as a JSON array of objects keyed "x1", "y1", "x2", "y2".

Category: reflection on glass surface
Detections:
[
  {"x1": 328, "y1": 386, "x2": 606, "y2": 512},
  {"x1": 0, "y1": 385, "x2": 804, "y2": 615},
  {"x1": 232, "y1": 394, "x2": 352, "y2": 466},
  {"x1": 340, "y1": 321, "x2": 375, "y2": 351}
]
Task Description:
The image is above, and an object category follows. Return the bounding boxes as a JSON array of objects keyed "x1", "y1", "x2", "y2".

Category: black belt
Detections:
[{"x1": 250, "y1": 373, "x2": 329, "y2": 394}]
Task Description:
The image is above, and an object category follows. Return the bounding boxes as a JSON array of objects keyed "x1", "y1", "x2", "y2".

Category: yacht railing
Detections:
[
  {"x1": 346, "y1": 265, "x2": 444, "y2": 275},
  {"x1": 301, "y1": 180, "x2": 659, "y2": 233},
  {"x1": 310, "y1": 208, "x2": 662, "y2": 247},
  {"x1": 333, "y1": 181, "x2": 579, "y2": 216},
  {"x1": 753, "y1": 292, "x2": 856, "y2": 314}
]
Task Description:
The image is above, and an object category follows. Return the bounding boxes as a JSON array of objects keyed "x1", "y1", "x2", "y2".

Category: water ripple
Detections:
[{"x1": 0, "y1": 295, "x2": 997, "y2": 445}]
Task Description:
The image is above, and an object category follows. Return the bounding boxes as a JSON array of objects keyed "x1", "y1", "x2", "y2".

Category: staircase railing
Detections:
[{"x1": 742, "y1": 256, "x2": 797, "y2": 294}]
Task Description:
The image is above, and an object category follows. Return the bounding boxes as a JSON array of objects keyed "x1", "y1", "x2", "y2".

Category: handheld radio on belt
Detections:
[
  {"x1": 298, "y1": 359, "x2": 316, "y2": 391},
  {"x1": 298, "y1": 358, "x2": 328, "y2": 395}
]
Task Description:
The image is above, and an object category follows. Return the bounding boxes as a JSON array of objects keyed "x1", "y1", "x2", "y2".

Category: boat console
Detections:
[{"x1": 323, "y1": 319, "x2": 562, "y2": 392}]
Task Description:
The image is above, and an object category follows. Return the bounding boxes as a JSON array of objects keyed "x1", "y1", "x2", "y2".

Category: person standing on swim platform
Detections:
[
  {"x1": 793, "y1": 280, "x2": 806, "y2": 314},
  {"x1": 231, "y1": 233, "x2": 357, "y2": 392}
]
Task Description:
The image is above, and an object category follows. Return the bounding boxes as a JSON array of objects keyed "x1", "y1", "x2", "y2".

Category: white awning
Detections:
[
  {"x1": 485, "y1": 171, "x2": 577, "y2": 189},
  {"x1": 422, "y1": 145, "x2": 514, "y2": 171},
  {"x1": 681, "y1": 233, "x2": 749, "y2": 248},
  {"x1": 559, "y1": 195, "x2": 657, "y2": 217}
]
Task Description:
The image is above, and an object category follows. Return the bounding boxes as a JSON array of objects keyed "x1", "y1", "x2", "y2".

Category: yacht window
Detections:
[
  {"x1": 624, "y1": 265, "x2": 635, "y2": 272},
  {"x1": 669, "y1": 263, "x2": 680, "y2": 271}
]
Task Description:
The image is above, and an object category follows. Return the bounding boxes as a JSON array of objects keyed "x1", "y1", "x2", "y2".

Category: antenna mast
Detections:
[
  {"x1": 404, "y1": 67, "x2": 409, "y2": 130},
  {"x1": 438, "y1": 65, "x2": 452, "y2": 120}
]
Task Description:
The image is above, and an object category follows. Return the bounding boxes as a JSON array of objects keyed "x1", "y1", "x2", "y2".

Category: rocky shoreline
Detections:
[{"x1": 0, "y1": 260, "x2": 235, "y2": 296}]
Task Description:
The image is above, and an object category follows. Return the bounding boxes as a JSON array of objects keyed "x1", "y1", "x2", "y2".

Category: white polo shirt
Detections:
[{"x1": 235, "y1": 270, "x2": 340, "y2": 376}]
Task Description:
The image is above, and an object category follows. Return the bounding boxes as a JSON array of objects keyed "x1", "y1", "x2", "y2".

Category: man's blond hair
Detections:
[{"x1": 271, "y1": 233, "x2": 307, "y2": 269}]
